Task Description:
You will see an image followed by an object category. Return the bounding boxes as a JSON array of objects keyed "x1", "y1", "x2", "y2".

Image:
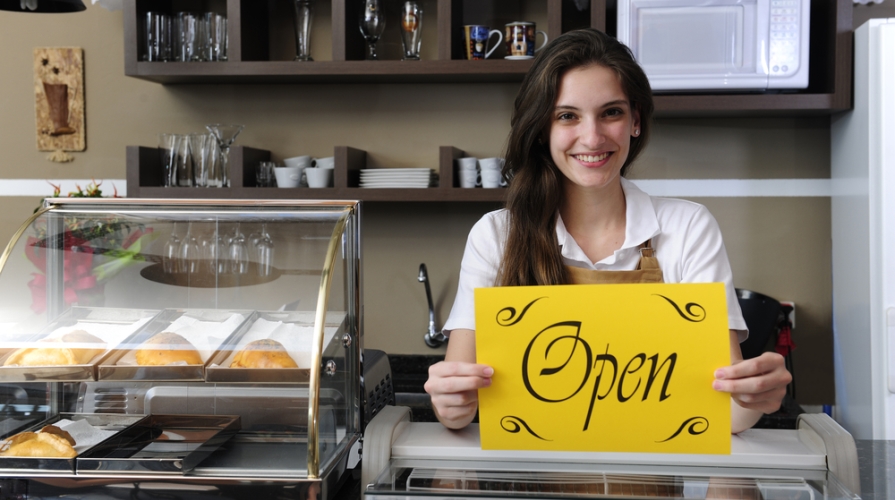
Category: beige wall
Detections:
[{"x1": 0, "y1": 5, "x2": 860, "y2": 404}]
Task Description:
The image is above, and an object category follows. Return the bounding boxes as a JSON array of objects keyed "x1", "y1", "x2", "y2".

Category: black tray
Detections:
[
  {"x1": 0, "y1": 413, "x2": 146, "y2": 475},
  {"x1": 76, "y1": 414, "x2": 241, "y2": 475}
]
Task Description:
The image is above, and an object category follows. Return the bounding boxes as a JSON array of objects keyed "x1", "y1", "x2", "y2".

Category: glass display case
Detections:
[{"x1": 0, "y1": 198, "x2": 361, "y2": 499}]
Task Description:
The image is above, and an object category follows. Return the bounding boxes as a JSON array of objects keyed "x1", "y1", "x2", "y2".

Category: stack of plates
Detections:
[{"x1": 359, "y1": 168, "x2": 437, "y2": 188}]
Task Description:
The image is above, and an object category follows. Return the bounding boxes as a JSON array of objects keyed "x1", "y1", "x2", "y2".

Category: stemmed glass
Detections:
[
  {"x1": 255, "y1": 223, "x2": 275, "y2": 277},
  {"x1": 359, "y1": 0, "x2": 386, "y2": 60},
  {"x1": 206, "y1": 124, "x2": 244, "y2": 188},
  {"x1": 202, "y1": 228, "x2": 228, "y2": 275},
  {"x1": 178, "y1": 222, "x2": 200, "y2": 274},
  {"x1": 162, "y1": 222, "x2": 180, "y2": 274},
  {"x1": 229, "y1": 224, "x2": 249, "y2": 275}
]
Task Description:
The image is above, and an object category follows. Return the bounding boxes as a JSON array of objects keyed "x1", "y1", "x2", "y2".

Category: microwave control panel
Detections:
[{"x1": 769, "y1": 0, "x2": 801, "y2": 76}]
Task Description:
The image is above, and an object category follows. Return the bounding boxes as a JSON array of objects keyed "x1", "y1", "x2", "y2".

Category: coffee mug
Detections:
[
  {"x1": 284, "y1": 155, "x2": 311, "y2": 169},
  {"x1": 479, "y1": 157, "x2": 507, "y2": 188},
  {"x1": 455, "y1": 157, "x2": 480, "y2": 188},
  {"x1": 463, "y1": 25, "x2": 502, "y2": 60},
  {"x1": 306, "y1": 167, "x2": 333, "y2": 188},
  {"x1": 274, "y1": 165, "x2": 302, "y2": 188},
  {"x1": 505, "y1": 22, "x2": 548, "y2": 59},
  {"x1": 311, "y1": 156, "x2": 335, "y2": 169}
]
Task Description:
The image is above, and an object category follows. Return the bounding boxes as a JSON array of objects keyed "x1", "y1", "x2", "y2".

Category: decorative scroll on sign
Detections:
[
  {"x1": 475, "y1": 282, "x2": 731, "y2": 455},
  {"x1": 34, "y1": 47, "x2": 85, "y2": 162}
]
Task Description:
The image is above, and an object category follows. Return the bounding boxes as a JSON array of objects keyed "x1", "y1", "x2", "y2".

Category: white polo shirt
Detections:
[{"x1": 443, "y1": 177, "x2": 748, "y2": 339}]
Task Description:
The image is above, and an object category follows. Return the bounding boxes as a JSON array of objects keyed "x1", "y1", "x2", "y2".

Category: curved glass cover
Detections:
[{"x1": 0, "y1": 199, "x2": 361, "y2": 480}]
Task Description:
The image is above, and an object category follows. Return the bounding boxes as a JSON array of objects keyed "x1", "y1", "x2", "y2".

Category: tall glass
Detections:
[
  {"x1": 145, "y1": 12, "x2": 171, "y2": 61},
  {"x1": 174, "y1": 134, "x2": 192, "y2": 187},
  {"x1": 359, "y1": 0, "x2": 386, "y2": 60},
  {"x1": 158, "y1": 133, "x2": 181, "y2": 187},
  {"x1": 206, "y1": 124, "x2": 244, "y2": 188},
  {"x1": 293, "y1": 0, "x2": 314, "y2": 61},
  {"x1": 400, "y1": 2, "x2": 422, "y2": 60},
  {"x1": 206, "y1": 13, "x2": 228, "y2": 61},
  {"x1": 188, "y1": 133, "x2": 211, "y2": 187}
]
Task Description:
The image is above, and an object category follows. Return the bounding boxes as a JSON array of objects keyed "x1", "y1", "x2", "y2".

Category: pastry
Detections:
[
  {"x1": 0, "y1": 430, "x2": 76, "y2": 458},
  {"x1": 135, "y1": 332, "x2": 202, "y2": 366},
  {"x1": 3, "y1": 330, "x2": 105, "y2": 366},
  {"x1": 230, "y1": 339, "x2": 298, "y2": 369},
  {"x1": 39, "y1": 425, "x2": 75, "y2": 446}
]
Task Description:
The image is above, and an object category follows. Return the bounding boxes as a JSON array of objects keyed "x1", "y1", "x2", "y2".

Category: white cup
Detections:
[
  {"x1": 311, "y1": 156, "x2": 335, "y2": 169},
  {"x1": 274, "y1": 166, "x2": 302, "y2": 188},
  {"x1": 456, "y1": 157, "x2": 480, "y2": 188},
  {"x1": 283, "y1": 155, "x2": 311, "y2": 169},
  {"x1": 283, "y1": 155, "x2": 311, "y2": 187},
  {"x1": 479, "y1": 157, "x2": 506, "y2": 188},
  {"x1": 306, "y1": 167, "x2": 334, "y2": 188}
]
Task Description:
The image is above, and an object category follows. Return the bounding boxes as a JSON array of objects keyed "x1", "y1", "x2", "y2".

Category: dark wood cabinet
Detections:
[
  {"x1": 124, "y1": 0, "x2": 853, "y2": 116},
  {"x1": 126, "y1": 145, "x2": 509, "y2": 201}
]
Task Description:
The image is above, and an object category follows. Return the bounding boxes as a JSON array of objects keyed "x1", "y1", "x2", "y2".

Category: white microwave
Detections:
[{"x1": 617, "y1": 0, "x2": 810, "y2": 92}]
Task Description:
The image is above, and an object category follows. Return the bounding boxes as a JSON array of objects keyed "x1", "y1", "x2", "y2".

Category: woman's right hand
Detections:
[{"x1": 424, "y1": 329, "x2": 492, "y2": 429}]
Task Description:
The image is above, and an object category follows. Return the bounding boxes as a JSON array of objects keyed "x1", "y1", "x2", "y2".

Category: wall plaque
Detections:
[{"x1": 34, "y1": 47, "x2": 85, "y2": 162}]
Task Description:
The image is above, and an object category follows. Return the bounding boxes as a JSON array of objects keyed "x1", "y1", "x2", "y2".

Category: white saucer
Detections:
[{"x1": 505, "y1": 55, "x2": 533, "y2": 60}]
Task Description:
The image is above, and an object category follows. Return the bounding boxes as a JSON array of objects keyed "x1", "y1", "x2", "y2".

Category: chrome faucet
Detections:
[{"x1": 418, "y1": 263, "x2": 447, "y2": 348}]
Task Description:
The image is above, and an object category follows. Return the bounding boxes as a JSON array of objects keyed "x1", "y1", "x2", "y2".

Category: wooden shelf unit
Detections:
[
  {"x1": 126, "y1": 145, "x2": 509, "y2": 202},
  {"x1": 123, "y1": 0, "x2": 853, "y2": 116}
]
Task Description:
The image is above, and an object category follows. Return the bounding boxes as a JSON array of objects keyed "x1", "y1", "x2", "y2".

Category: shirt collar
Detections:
[{"x1": 556, "y1": 178, "x2": 660, "y2": 265}]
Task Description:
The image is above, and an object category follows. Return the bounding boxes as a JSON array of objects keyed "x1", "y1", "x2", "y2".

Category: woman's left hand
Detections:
[{"x1": 712, "y1": 351, "x2": 792, "y2": 415}]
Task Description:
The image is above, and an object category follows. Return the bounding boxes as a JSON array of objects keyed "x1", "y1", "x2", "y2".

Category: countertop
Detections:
[{"x1": 856, "y1": 439, "x2": 895, "y2": 499}]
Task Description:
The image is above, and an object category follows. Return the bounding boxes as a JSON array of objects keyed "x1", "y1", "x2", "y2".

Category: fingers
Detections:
[
  {"x1": 731, "y1": 387, "x2": 788, "y2": 414},
  {"x1": 713, "y1": 352, "x2": 792, "y2": 414},
  {"x1": 714, "y1": 352, "x2": 787, "y2": 380},
  {"x1": 425, "y1": 361, "x2": 494, "y2": 429}
]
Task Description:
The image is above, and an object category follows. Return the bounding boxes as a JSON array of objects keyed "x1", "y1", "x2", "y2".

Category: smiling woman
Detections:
[{"x1": 423, "y1": 28, "x2": 792, "y2": 434}]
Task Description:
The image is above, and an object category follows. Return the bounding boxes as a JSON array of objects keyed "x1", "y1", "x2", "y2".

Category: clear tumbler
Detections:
[{"x1": 400, "y1": 2, "x2": 422, "y2": 60}]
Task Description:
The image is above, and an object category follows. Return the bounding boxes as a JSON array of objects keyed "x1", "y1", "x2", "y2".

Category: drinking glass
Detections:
[
  {"x1": 177, "y1": 222, "x2": 200, "y2": 274},
  {"x1": 145, "y1": 12, "x2": 171, "y2": 61},
  {"x1": 228, "y1": 224, "x2": 249, "y2": 275},
  {"x1": 256, "y1": 224, "x2": 274, "y2": 277},
  {"x1": 359, "y1": 0, "x2": 386, "y2": 60},
  {"x1": 162, "y1": 223, "x2": 180, "y2": 274},
  {"x1": 202, "y1": 229, "x2": 228, "y2": 274},
  {"x1": 400, "y1": 2, "x2": 422, "y2": 60},
  {"x1": 293, "y1": 0, "x2": 314, "y2": 61},
  {"x1": 175, "y1": 12, "x2": 204, "y2": 62},
  {"x1": 174, "y1": 134, "x2": 192, "y2": 187},
  {"x1": 256, "y1": 161, "x2": 275, "y2": 187},
  {"x1": 206, "y1": 124, "x2": 244, "y2": 188},
  {"x1": 158, "y1": 133, "x2": 182, "y2": 187},
  {"x1": 188, "y1": 133, "x2": 211, "y2": 187},
  {"x1": 205, "y1": 13, "x2": 228, "y2": 61}
]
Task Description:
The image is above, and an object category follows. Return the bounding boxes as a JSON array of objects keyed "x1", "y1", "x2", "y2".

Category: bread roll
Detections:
[
  {"x1": 230, "y1": 339, "x2": 298, "y2": 369},
  {"x1": 3, "y1": 330, "x2": 105, "y2": 366},
  {"x1": 136, "y1": 332, "x2": 202, "y2": 366},
  {"x1": 39, "y1": 425, "x2": 75, "y2": 446},
  {"x1": 0, "y1": 430, "x2": 76, "y2": 458}
]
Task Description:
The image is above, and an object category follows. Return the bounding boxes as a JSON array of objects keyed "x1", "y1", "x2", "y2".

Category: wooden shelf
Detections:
[
  {"x1": 123, "y1": 0, "x2": 853, "y2": 116},
  {"x1": 127, "y1": 59, "x2": 533, "y2": 84},
  {"x1": 126, "y1": 145, "x2": 508, "y2": 202}
]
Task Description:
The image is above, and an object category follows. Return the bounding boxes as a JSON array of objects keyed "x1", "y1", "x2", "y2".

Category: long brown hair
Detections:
[{"x1": 496, "y1": 29, "x2": 654, "y2": 287}]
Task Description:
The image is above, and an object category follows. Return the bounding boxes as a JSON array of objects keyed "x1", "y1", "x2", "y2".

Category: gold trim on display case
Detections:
[
  {"x1": 307, "y1": 210, "x2": 350, "y2": 479},
  {"x1": 0, "y1": 205, "x2": 53, "y2": 275}
]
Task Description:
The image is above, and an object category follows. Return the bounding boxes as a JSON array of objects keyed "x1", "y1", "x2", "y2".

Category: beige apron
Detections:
[{"x1": 565, "y1": 240, "x2": 664, "y2": 284}]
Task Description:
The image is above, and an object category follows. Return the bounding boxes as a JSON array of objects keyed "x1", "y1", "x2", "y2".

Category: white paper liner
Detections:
[
  {"x1": 212, "y1": 318, "x2": 339, "y2": 369},
  {"x1": 116, "y1": 313, "x2": 245, "y2": 366},
  {"x1": 52, "y1": 419, "x2": 117, "y2": 454},
  {"x1": 1, "y1": 318, "x2": 153, "y2": 366}
]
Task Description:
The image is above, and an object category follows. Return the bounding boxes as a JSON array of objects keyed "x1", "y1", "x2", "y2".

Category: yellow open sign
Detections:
[{"x1": 475, "y1": 282, "x2": 731, "y2": 454}]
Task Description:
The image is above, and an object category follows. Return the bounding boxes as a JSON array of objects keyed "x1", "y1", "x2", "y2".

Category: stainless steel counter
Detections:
[{"x1": 857, "y1": 440, "x2": 895, "y2": 499}]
